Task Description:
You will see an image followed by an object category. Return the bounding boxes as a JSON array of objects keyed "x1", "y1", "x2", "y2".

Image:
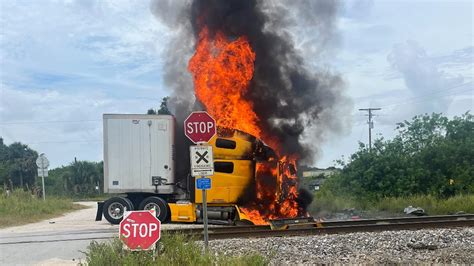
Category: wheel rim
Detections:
[
  {"x1": 143, "y1": 203, "x2": 161, "y2": 216},
  {"x1": 108, "y1": 202, "x2": 125, "y2": 219}
]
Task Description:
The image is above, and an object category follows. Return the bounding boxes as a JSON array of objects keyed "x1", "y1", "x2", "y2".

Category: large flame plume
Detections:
[
  {"x1": 188, "y1": 27, "x2": 259, "y2": 139},
  {"x1": 188, "y1": 25, "x2": 303, "y2": 224},
  {"x1": 150, "y1": 0, "x2": 349, "y2": 224}
]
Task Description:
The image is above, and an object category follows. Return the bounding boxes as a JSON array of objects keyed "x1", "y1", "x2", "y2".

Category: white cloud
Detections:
[
  {"x1": 0, "y1": 0, "x2": 168, "y2": 85},
  {"x1": 0, "y1": 0, "x2": 472, "y2": 169},
  {"x1": 0, "y1": 83, "x2": 165, "y2": 167},
  {"x1": 0, "y1": 0, "x2": 171, "y2": 168},
  {"x1": 317, "y1": 0, "x2": 473, "y2": 167},
  {"x1": 1, "y1": 84, "x2": 103, "y2": 167}
]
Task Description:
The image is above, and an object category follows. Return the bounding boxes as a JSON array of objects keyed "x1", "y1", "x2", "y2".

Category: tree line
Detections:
[
  {"x1": 324, "y1": 112, "x2": 474, "y2": 200},
  {"x1": 0, "y1": 138, "x2": 103, "y2": 197},
  {"x1": 3, "y1": 111, "x2": 472, "y2": 199},
  {"x1": 46, "y1": 159, "x2": 103, "y2": 196},
  {"x1": 0, "y1": 138, "x2": 38, "y2": 190}
]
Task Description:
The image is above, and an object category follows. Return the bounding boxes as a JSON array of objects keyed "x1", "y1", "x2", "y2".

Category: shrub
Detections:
[{"x1": 82, "y1": 234, "x2": 267, "y2": 266}]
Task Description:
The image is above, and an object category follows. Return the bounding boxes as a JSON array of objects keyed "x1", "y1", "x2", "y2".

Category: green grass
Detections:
[
  {"x1": 0, "y1": 189, "x2": 85, "y2": 228},
  {"x1": 372, "y1": 194, "x2": 474, "y2": 214},
  {"x1": 309, "y1": 191, "x2": 359, "y2": 215},
  {"x1": 310, "y1": 191, "x2": 474, "y2": 216},
  {"x1": 81, "y1": 234, "x2": 268, "y2": 266}
]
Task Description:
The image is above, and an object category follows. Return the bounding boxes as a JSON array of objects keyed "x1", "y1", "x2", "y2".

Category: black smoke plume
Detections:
[{"x1": 151, "y1": 0, "x2": 350, "y2": 166}]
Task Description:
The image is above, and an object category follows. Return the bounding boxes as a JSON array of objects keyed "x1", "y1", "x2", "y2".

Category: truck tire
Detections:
[
  {"x1": 138, "y1": 196, "x2": 169, "y2": 222},
  {"x1": 103, "y1": 197, "x2": 134, "y2": 224}
]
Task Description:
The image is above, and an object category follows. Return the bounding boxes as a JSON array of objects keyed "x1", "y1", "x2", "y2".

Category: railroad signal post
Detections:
[
  {"x1": 190, "y1": 143, "x2": 214, "y2": 249},
  {"x1": 185, "y1": 111, "x2": 216, "y2": 249}
]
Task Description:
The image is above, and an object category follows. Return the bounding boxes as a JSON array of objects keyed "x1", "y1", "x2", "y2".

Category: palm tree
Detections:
[{"x1": 69, "y1": 160, "x2": 100, "y2": 194}]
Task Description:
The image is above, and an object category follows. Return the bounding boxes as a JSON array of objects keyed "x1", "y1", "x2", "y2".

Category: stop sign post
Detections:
[
  {"x1": 184, "y1": 111, "x2": 216, "y2": 143},
  {"x1": 119, "y1": 210, "x2": 161, "y2": 251},
  {"x1": 184, "y1": 111, "x2": 216, "y2": 249},
  {"x1": 35, "y1": 153, "x2": 49, "y2": 201}
]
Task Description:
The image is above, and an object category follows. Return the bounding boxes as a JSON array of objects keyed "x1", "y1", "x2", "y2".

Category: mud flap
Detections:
[{"x1": 96, "y1": 201, "x2": 104, "y2": 221}]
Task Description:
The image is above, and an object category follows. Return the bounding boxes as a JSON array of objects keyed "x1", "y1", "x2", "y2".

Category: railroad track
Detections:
[
  {"x1": 166, "y1": 214, "x2": 474, "y2": 240},
  {"x1": 2, "y1": 214, "x2": 472, "y2": 245}
]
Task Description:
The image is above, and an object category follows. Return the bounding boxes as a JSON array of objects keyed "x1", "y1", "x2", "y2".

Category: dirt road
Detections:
[{"x1": 0, "y1": 202, "x2": 203, "y2": 265}]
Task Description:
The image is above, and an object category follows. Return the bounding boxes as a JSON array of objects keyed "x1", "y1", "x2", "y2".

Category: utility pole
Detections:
[{"x1": 359, "y1": 108, "x2": 381, "y2": 151}]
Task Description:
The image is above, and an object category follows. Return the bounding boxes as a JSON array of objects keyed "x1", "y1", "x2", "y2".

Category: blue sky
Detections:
[{"x1": 0, "y1": 0, "x2": 472, "y2": 168}]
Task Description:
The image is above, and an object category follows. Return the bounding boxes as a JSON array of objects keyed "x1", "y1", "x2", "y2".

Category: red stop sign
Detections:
[
  {"x1": 184, "y1": 111, "x2": 216, "y2": 143},
  {"x1": 119, "y1": 210, "x2": 161, "y2": 251}
]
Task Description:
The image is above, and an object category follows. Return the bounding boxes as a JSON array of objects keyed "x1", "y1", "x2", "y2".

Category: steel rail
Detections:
[
  {"x1": 317, "y1": 214, "x2": 474, "y2": 227},
  {"x1": 166, "y1": 215, "x2": 474, "y2": 240},
  {"x1": 4, "y1": 214, "x2": 471, "y2": 240},
  {"x1": 3, "y1": 219, "x2": 472, "y2": 245},
  {"x1": 205, "y1": 220, "x2": 474, "y2": 240},
  {"x1": 2, "y1": 215, "x2": 472, "y2": 245}
]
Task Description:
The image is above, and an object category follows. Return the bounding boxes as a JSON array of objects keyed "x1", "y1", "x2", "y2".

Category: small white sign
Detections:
[
  {"x1": 38, "y1": 168, "x2": 48, "y2": 177},
  {"x1": 36, "y1": 153, "x2": 49, "y2": 169},
  {"x1": 190, "y1": 145, "x2": 214, "y2": 177}
]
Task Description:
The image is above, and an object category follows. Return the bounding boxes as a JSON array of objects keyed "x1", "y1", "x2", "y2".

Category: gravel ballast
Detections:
[{"x1": 208, "y1": 228, "x2": 474, "y2": 264}]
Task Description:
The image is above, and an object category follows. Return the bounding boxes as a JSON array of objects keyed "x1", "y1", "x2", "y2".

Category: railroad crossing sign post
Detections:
[
  {"x1": 190, "y1": 145, "x2": 214, "y2": 177},
  {"x1": 191, "y1": 146, "x2": 213, "y2": 250},
  {"x1": 35, "y1": 153, "x2": 49, "y2": 201},
  {"x1": 119, "y1": 209, "x2": 161, "y2": 251},
  {"x1": 185, "y1": 111, "x2": 216, "y2": 250}
]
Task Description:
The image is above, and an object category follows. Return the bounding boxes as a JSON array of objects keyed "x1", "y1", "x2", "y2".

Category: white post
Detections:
[
  {"x1": 41, "y1": 161, "x2": 46, "y2": 201},
  {"x1": 36, "y1": 153, "x2": 49, "y2": 201},
  {"x1": 41, "y1": 174, "x2": 46, "y2": 201}
]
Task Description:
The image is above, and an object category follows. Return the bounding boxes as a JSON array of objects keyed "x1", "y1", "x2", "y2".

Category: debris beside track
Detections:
[{"x1": 207, "y1": 228, "x2": 474, "y2": 264}]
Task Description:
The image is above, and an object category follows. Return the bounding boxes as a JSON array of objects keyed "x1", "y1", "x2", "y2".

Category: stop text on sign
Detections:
[
  {"x1": 186, "y1": 121, "x2": 215, "y2": 134},
  {"x1": 121, "y1": 223, "x2": 158, "y2": 238},
  {"x1": 184, "y1": 111, "x2": 217, "y2": 143},
  {"x1": 119, "y1": 210, "x2": 161, "y2": 251}
]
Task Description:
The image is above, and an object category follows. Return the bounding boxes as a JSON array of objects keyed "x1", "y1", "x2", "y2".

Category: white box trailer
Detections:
[
  {"x1": 98, "y1": 113, "x2": 268, "y2": 225},
  {"x1": 103, "y1": 114, "x2": 175, "y2": 194}
]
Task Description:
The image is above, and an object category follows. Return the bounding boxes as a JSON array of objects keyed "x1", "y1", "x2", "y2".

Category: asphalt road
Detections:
[
  {"x1": 0, "y1": 202, "x2": 114, "y2": 265},
  {"x1": 0, "y1": 202, "x2": 203, "y2": 265}
]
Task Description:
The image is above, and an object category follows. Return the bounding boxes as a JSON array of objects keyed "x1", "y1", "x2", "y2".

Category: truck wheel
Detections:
[
  {"x1": 138, "y1": 196, "x2": 169, "y2": 222},
  {"x1": 103, "y1": 197, "x2": 134, "y2": 224}
]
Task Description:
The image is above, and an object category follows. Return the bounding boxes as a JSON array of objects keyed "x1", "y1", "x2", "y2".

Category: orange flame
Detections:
[
  {"x1": 188, "y1": 27, "x2": 260, "y2": 138},
  {"x1": 188, "y1": 26, "x2": 303, "y2": 224},
  {"x1": 238, "y1": 157, "x2": 300, "y2": 224}
]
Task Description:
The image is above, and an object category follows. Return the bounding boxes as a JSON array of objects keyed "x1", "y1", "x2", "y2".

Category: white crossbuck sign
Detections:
[{"x1": 190, "y1": 145, "x2": 214, "y2": 177}]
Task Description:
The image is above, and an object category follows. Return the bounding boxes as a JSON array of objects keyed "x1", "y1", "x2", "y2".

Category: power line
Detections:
[
  {"x1": 0, "y1": 119, "x2": 101, "y2": 125},
  {"x1": 382, "y1": 88, "x2": 472, "y2": 109},
  {"x1": 27, "y1": 140, "x2": 102, "y2": 145},
  {"x1": 359, "y1": 107, "x2": 382, "y2": 151},
  {"x1": 379, "y1": 82, "x2": 473, "y2": 109}
]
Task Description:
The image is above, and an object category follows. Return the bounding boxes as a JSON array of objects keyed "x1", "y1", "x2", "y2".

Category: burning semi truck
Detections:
[
  {"x1": 96, "y1": 1, "x2": 345, "y2": 225},
  {"x1": 96, "y1": 114, "x2": 306, "y2": 225}
]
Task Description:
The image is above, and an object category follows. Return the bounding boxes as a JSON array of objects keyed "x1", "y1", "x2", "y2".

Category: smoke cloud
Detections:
[
  {"x1": 151, "y1": 0, "x2": 350, "y2": 165},
  {"x1": 388, "y1": 41, "x2": 465, "y2": 115}
]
